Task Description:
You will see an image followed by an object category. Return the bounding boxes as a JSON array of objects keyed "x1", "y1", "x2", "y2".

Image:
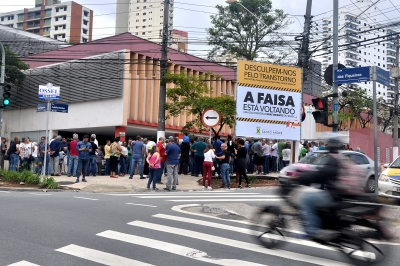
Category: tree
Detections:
[
  {"x1": 377, "y1": 103, "x2": 394, "y2": 133},
  {"x1": 164, "y1": 71, "x2": 236, "y2": 136},
  {"x1": 0, "y1": 45, "x2": 30, "y2": 89},
  {"x1": 207, "y1": 0, "x2": 290, "y2": 62}
]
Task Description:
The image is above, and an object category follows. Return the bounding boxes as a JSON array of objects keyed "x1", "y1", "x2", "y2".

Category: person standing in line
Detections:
[
  {"x1": 179, "y1": 136, "x2": 190, "y2": 175},
  {"x1": 191, "y1": 136, "x2": 206, "y2": 177},
  {"x1": 87, "y1": 137, "x2": 98, "y2": 177},
  {"x1": 156, "y1": 137, "x2": 166, "y2": 184},
  {"x1": 252, "y1": 139, "x2": 264, "y2": 175},
  {"x1": 271, "y1": 140, "x2": 278, "y2": 173},
  {"x1": 9, "y1": 136, "x2": 20, "y2": 172},
  {"x1": 58, "y1": 149, "x2": 65, "y2": 175},
  {"x1": 104, "y1": 140, "x2": 111, "y2": 176},
  {"x1": 75, "y1": 134, "x2": 92, "y2": 183},
  {"x1": 146, "y1": 146, "x2": 160, "y2": 190},
  {"x1": 262, "y1": 139, "x2": 270, "y2": 175},
  {"x1": 96, "y1": 146, "x2": 104, "y2": 176},
  {"x1": 129, "y1": 135, "x2": 145, "y2": 179},
  {"x1": 49, "y1": 135, "x2": 62, "y2": 176},
  {"x1": 109, "y1": 137, "x2": 122, "y2": 178},
  {"x1": 38, "y1": 136, "x2": 49, "y2": 175},
  {"x1": 215, "y1": 143, "x2": 231, "y2": 189},
  {"x1": 213, "y1": 135, "x2": 222, "y2": 177},
  {"x1": 119, "y1": 141, "x2": 128, "y2": 177},
  {"x1": 68, "y1": 134, "x2": 79, "y2": 177},
  {"x1": 19, "y1": 137, "x2": 31, "y2": 171},
  {"x1": 91, "y1": 134, "x2": 98, "y2": 147},
  {"x1": 226, "y1": 135, "x2": 236, "y2": 175},
  {"x1": 282, "y1": 143, "x2": 292, "y2": 167},
  {"x1": 164, "y1": 138, "x2": 180, "y2": 191},
  {"x1": 30, "y1": 142, "x2": 39, "y2": 174},
  {"x1": 235, "y1": 139, "x2": 250, "y2": 189},
  {"x1": 202, "y1": 144, "x2": 215, "y2": 190},
  {"x1": 126, "y1": 138, "x2": 132, "y2": 174},
  {"x1": 0, "y1": 137, "x2": 7, "y2": 169},
  {"x1": 277, "y1": 139, "x2": 285, "y2": 171}
]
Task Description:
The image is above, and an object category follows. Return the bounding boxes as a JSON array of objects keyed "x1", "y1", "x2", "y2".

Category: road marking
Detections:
[
  {"x1": 168, "y1": 199, "x2": 283, "y2": 202},
  {"x1": 29, "y1": 193, "x2": 52, "y2": 196},
  {"x1": 73, "y1": 196, "x2": 99, "y2": 201},
  {"x1": 0, "y1": 191, "x2": 11, "y2": 193},
  {"x1": 98, "y1": 230, "x2": 266, "y2": 266},
  {"x1": 136, "y1": 195, "x2": 279, "y2": 199},
  {"x1": 7, "y1": 261, "x2": 40, "y2": 266},
  {"x1": 56, "y1": 244, "x2": 154, "y2": 266},
  {"x1": 126, "y1": 203, "x2": 157, "y2": 208},
  {"x1": 128, "y1": 221, "x2": 351, "y2": 266},
  {"x1": 106, "y1": 192, "x2": 261, "y2": 196}
]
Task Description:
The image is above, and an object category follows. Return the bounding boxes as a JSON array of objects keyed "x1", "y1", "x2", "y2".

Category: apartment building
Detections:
[
  {"x1": 115, "y1": 0, "x2": 188, "y2": 50},
  {"x1": 315, "y1": 0, "x2": 398, "y2": 104},
  {"x1": 0, "y1": 0, "x2": 93, "y2": 44}
]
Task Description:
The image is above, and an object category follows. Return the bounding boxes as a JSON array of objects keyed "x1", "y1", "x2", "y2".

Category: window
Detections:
[
  {"x1": 83, "y1": 29, "x2": 88, "y2": 34},
  {"x1": 142, "y1": 26, "x2": 146, "y2": 28},
  {"x1": 143, "y1": 19, "x2": 146, "y2": 22},
  {"x1": 84, "y1": 11, "x2": 89, "y2": 17},
  {"x1": 63, "y1": 24, "x2": 66, "y2": 29},
  {"x1": 136, "y1": 19, "x2": 139, "y2": 22},
  {"x1": 142, "y1": 32, "x2": 146, "y2": 35},
  {"x1": 56, "y1": 7, "x2": 59, "y2": 12},
  {"x1": 136, "y1": 26, "x2": 139, "y2": 29},
  {"x1": 82, "y1": 37, "x2": 88, "y2": 43},
  {"x1": 55, "y1": 17, "x2": 59, "y2": 21},
  {"x1": 83, "y1": 20, "x2": 88, "y2": 26},
  {"x1": 143, "y1": 6, "x2": 146, "y2": 9},
  {"x1": 136, "y1": 13, "x2": 139, "y2": 15},
  {"x1": 1, "y1": 17, "x2": 3, "y2": 22},
  {"x1": 137, "y1": 7, "x2": 139, "y2": 9},
  {"x1": 63, "y1": 16, "x2": 66, "y2": 20},
  {"x1": 143, "y1": 13, "x2": 146, "y2": 15}
]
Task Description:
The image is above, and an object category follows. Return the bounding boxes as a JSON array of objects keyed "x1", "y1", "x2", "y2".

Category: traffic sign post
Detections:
[{"x1": 201, "y1": 108, "x2": 221, "y2": 141}]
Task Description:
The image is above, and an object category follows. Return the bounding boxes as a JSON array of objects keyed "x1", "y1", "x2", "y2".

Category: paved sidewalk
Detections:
[{"x1": 52, "y1": 172, "x2": 280, "y2": 193}]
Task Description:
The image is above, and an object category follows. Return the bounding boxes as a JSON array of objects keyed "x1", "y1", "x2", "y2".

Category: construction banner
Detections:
[{"x1": 236, "y1": 60, "x2": 302, "y2": 140}]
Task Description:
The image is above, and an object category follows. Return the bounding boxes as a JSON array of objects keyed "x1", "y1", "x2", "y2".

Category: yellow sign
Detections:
[{"x1": 238, "y1": 60, "x2": 302, "y2": 92}]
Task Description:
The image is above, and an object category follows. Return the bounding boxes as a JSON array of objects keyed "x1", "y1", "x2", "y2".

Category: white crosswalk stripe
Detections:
[{"x1": 7, "y1": 261, "x2": 40, "y2": 266}]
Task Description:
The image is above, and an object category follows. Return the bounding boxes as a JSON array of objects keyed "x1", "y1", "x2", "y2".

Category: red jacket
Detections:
[
  {"x1": 69, "y1": 140, "x2": 79, "y2": 156},
  {"x1": 157, "y1": 141, "x2": 167, "y2": 163}
]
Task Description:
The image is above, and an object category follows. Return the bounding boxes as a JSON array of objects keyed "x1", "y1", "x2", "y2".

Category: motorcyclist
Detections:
[{"x1": 297, "y1": 134, "x2": 344, "y2": 241}]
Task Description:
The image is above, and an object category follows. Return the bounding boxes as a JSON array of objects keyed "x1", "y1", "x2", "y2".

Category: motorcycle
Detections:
[{"x1": 251, "y1": 163, "x2": 393, "y2": 266}]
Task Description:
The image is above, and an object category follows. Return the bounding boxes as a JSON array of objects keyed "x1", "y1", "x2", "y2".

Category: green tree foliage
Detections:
[
  {"x1": 377, "y1": 103, "x2": 394, "y2": 133},
  {"x1": 207, "y1": 0, "x2": 290, "y2": 61},
  {"x1": 164, "y1": 71, "x2": 236, "y2": 136},
  {"x1": 0, "y1": 45, "x2": 30, "y2": 89}
]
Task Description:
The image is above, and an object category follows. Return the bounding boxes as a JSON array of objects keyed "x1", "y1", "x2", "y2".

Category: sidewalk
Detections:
[{"x1": 52, "y1": 172, "x2": 280, "y2": 193}]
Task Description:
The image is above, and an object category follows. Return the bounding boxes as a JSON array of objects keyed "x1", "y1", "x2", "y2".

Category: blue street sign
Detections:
[
  {"x1": 37, "y1": 103, "x2": 47, "y2": 112},
  {"x1": 334, "y1": 66, "x2": 370, "y2": 84},
  {"x1": 376, "y1": 66, "x2": 390, "y2": 87},
  {"x1": 333, "y1": 103, "x2": 338, "y2": 112},
  {"x1": 50, "y1": 103, "x2": 68, "y2": 113}
]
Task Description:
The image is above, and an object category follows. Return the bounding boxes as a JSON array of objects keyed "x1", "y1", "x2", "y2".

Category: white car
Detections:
[{"x1": 378, "y1": 156, "x2": 400, "y2": 198}]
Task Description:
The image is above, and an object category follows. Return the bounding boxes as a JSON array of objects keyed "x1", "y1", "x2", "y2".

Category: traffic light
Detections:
[
  {"x1": 311, "y1": 97, "x2": 328, "y2": 125},
  {"x1": 1, "y1": 84, "x2": 11, "y2": 108}
]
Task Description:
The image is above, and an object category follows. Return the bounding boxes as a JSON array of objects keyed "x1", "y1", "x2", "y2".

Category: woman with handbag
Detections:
[
  {"x1": 146, "y1": 146, "x2": 160, "y2": 190},
  {"x1": 202, "y1": 144, "x2": 215, "y2": 190}
]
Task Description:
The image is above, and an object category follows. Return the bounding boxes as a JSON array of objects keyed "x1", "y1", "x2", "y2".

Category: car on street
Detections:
[
  {"x1": 378, "y1": 156, "x2": 400, "y2": 198},
  {"x1": 279, "y1": 150, "x2": 376, "y2": 193}
]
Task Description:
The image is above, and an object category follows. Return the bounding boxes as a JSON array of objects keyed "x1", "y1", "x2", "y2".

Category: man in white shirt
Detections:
[
  {"x1": 262, "y1": 139, "x2": 271, "y2": 174},
  {"x1": 271, "y1": 139, "x2": 278, "y2": 173}
]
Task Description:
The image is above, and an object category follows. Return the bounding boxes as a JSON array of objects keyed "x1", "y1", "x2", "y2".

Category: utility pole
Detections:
[
  {"x1": 297, "y1": 0, "x2": 313, "y2": 69},
  {"x1": 332, "y1": 0, "x2": 339, "y2": 132},
  {"x1": 157, "y1": 0, "x2": 171, "y2": 141},
  {"x1": 0, "y1": 41, "x2": 5, "y2": 135},
  {"x1": 393, "y1": 36, "x2": 400, "y2": 160}
]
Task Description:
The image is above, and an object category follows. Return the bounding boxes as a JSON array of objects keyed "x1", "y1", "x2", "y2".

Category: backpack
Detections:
[{"x1": 331, "y1": 153, "x2": 366, "y2": 195}]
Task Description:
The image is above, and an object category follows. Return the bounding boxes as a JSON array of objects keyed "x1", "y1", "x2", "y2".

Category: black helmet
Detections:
[{"x1": 325, "y1": 133, "x2": 343, "y2": 153}]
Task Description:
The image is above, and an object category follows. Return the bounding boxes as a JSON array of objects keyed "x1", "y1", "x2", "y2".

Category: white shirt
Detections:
[
  {"x1": 32, "y1": 145, "x2": 38, "y2": 157},
  {"x1": 204, "y1": 149, "x2": 215, "y2": 162},
  {"x1": 282, "y1": 148, "x2": 291, "y2": 161},
  {"x1": 262, "y1": 144, "x2": 270, "y2": 156},
  {"x1": 311, "y1": 146, "x2": 319, "y2": 153},
  {"x1": 121, "y1": 146, "x2": 128, "y2": 156},
  {"x1": 271, "y1": 143, "x2": 278, "y2": 157}
]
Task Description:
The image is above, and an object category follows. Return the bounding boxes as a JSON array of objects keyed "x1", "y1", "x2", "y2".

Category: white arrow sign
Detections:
[{"x1": 202, "y1": 109, "x2": 221, "y2": 128}]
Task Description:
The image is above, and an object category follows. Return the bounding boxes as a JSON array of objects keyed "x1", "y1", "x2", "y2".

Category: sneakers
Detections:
[
  {"x1": 172, "y1": 187, "x2": 176, "y2": 190},
  {"x1": 247, "y1": 184, "x2": 251, "y2": 188},
  {"x1": 75, "y1": 178, "x2": 79, "y2": 183},
  {"x1": 82, "y1": 179, "x2": 87, "y2": 182},
  {"x1": 152, "y1": 188, "x2": 159, "y2": 191},
  {"x1": 202, "y1": 186, "x2": 206, "y2": 189},
  {"x1": 129, "y1": 176, "x2": 133, "y2": 179},
  {"x1": 238, "y1": 185, "x2": 242, "y2": 189},
  {"x1": 163, "y1": 187, "x2": 171, "y2": 191},
  {"x1": 147, "y1": 187, "x2": 150, "y2": 190},
  {"x1": 255, "y1": 171, "x2": 259, "y2": 174},
  {"x1": 207, "y1": 186, "x2": 212, "y2": 190},
  {"x1": 228, "y1": 186, "x2": 231, "y2": 189}
]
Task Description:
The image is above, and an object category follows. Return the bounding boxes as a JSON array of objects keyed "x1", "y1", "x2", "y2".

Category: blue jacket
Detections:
[
  {"x1": 76, "y1": 141, "x2": 92, "y2": 159},
  {"x1": 49, "y1": 139, "x2": 61, "y2": 157},
  {"x1": 166, "y1": 143, "x2": 180, "y2": 165}
]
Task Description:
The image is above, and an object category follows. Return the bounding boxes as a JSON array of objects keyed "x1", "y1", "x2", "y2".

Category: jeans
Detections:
[
  {"x1": 20, "y1": 157, "x2": 30, "y2": 171},
  {"x1": 179, "y1": 156, "x2": 189, "y2": 175},
  {"x1": 264, "y1": 155, "x2": 270, "y2": 174},
  {"x1": 229, "y1": 153, "x2": 235, "y2": 174},
  {"x1": 272, "y1": 156, "x2": 278, "y2": 172},
  {"x1": 248, "y1": 154, "x2": 254, "y2": 173},
  {"x1": 105, "y1": 158, "x2": 110, "y2": 175},
  {"x1": 157, "y1": 161, "x2": 165, "y2": 182},
  {"x1": 299, "y1": 191, "x2": 337, "y2": 235},
  {"x1": 147, "y1": 168, "x2": 158, "y2": 189},
  {"x1": 31, "y1": 157, "x2": 39, "y2": 174},
  {"x1": 86, "y1": 155, "x2": 97, "y2": 176},
  {"x1": 10, "y1": 153, "x2": 19, "y2": 171},
  {"x1": 119, "y1": 156, "x2": 127, "y2": 174},
  {"x1": 76, "y1": 158, "x2": 89, "y2": 179},
  {"x1": 213, "y1": 158, "x2": 221, "y2": 176},
  {"x1": 278, "y1": 156, "x2": 284, "y2": 171},
  {"x1": 38, "y1": 155, "x2": 49, "y2": 175},
  {"x1": 220, "y1": 163, "x2": 230, "y2": 187},
  {"x1": 166, "y1": 164, "x2": 178, "y2": 189},
  {"x1": 130, "y1": 154, "x2": 143, "y2": 177},
  {"x1": 50, "y1": 156, "x2": 59, "y2": 174},
  {"x1": 193, "y1": 155, "x2": 204, "y2": 176},
  {"x1": 68, "y1": 156, "x2": 79, "y2": 176}
]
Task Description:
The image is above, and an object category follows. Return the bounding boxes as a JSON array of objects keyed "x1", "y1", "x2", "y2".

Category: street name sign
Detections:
[
  {"x1": 37, "y1": 103, "x2": 47, "y2": 112},
  {"x1": 50, "y1": 103, "x2": 68, "y2": 113},
  {"x1": 202, "y1": 108, "x2": 221, "y2": 128},
  {"x1": 334, "y1": 66, "x2": 370, "y2": 84},
  {"x1": 376, "y1": 66, "x2": 390, "y2": 87},
  {"x1": 38, "y1": 83, "x2": 60, "y2": 101}
]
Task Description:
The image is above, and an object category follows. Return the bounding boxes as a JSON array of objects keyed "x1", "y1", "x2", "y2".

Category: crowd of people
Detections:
[{"x1": 0, "y1": 133, "x2": 298, "y2": 190}]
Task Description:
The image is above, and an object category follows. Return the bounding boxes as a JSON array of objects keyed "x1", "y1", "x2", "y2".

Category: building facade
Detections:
[
  {"x1": 315, "y1": 0, "x2": 398, "y2": 104},
  {"x1": 0, "y1": 0, "x2": 93, "y2": 44}
]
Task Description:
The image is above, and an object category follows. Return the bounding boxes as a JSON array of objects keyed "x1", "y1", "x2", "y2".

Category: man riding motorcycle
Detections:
[{"x1": 297, "y1": 134, "x2": 344, "y2": 241}]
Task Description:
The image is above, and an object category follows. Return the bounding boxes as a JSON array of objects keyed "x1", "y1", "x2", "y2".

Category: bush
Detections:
[
  {"x1": 0, "y1": 170, "x2": 53, "y2": 187},
  {"x1": 40, "y1": 177, "x2": 60, "y2": 189}
]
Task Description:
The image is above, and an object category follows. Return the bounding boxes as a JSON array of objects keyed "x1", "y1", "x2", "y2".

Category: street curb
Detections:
[{"x1": 0, "y1": 187, "x2": 64, "y2": 192}]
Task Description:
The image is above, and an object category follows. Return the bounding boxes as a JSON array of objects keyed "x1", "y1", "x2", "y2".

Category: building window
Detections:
[
  {"x1": 142, "y1": 26, "x2": 146, "y2": 28},
  {"x1": 137, "y1": 6, "x2": 140, "y2": 9},
  {"x1": 84, "y1": 11, "x2": 89, "y2": 17},
  {"x1": 143, "y1": 13, "x2": 146, "y2": 15},
  {"x1": 137, "y1": 0, "x2": 140, "y2": 2},
  {"x1": 56, "y1": 7, "x2": 59, "y2": 12},
  {"x1": 142, "y1": 32, "x2": 146, "y2": 35},
  {"x1": 143, "y1": 19, "x2": 146, "y2": 22},
  {"x1": 136, "y1": 19, "x2": 139, "y2": 22},
  {"x1": 83, "y1": 20, "x2": 88, "y2": 26},
  {"x1": 83, "y1": 29, "x2": 88, "y2": 34},
  {"x1": 82, "y1": 37, "x2": 88, "y2": 43},
  {"x1": 64, "y1": 6, "x2": 67, "y2": 11},
  {"x1": 136, "y1": 26, "x2": 139, "y2": 28},
  {"x1": 1, "y1": 17, "x2": 3, "y2": 22},
  {"x1": 136, "y1": 13, "x2": 139, "y2": 15},
  {"x1": 143, "y1": 6, "x2": 146, "y2": 9}
]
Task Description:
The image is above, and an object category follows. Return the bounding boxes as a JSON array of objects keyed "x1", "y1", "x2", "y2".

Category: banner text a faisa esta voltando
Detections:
[{"x1": 242, "y1": 91, "x2": 296, "y2": 114}]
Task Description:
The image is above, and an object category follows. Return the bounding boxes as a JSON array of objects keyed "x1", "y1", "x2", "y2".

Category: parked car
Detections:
[
  {"x1": 279, "y1": 150, "x2": 376, "y2": 193},
  {"x1": 378, "y1": 156, "x2": 400, "y2": 198}
]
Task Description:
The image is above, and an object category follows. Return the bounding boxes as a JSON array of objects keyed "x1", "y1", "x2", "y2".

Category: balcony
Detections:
[
  {"x1": 348, "y1": 48, "x2": 358, "y2": 54},
  {"x1": 345, "y1": 25, "x2": 358, "y2": 31},
  {"x1": 345, "y1": 56, "x2": 360, "y2": 62},
  {"x1": 27, "y1": 23, "x2": 40, "y2": 29}
]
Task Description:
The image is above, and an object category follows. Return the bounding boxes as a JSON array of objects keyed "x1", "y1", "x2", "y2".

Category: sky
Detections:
[{"x1": 1, "y1": 0, "x2": 399, "y2": 57}]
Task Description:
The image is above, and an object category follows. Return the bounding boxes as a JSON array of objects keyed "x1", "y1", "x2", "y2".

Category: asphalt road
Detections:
[{"x1": 0, "y1": 187, "x2": 399, "y2": 266}]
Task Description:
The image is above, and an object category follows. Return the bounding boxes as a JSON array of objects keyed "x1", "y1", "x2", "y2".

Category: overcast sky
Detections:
[{"x1": 1, "y1": 0, "x2": 399, "y2": 57}]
